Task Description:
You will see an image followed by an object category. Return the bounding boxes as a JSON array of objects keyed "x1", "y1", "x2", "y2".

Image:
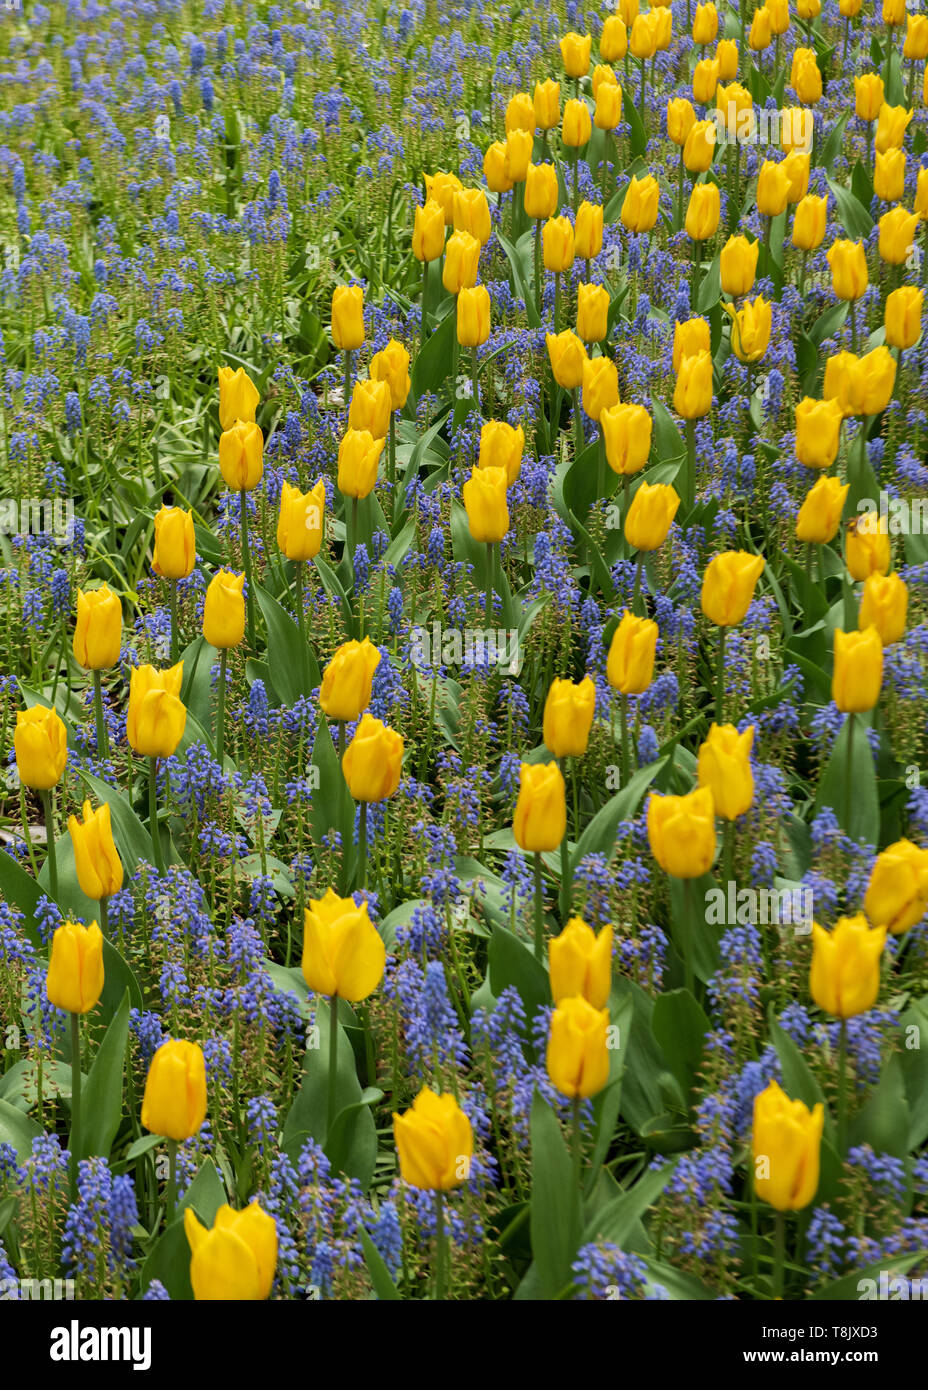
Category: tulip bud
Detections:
[
  {"x1": 463, "y1": 464, "x2": 509, "y2": 542},
  {"x1": 574, "y1": 201, "x2": 604, "y2": 260},
  {"x1": 560, "y1": 31, "x2": 592, "y2": 76},
  {"x1": 277, "y1": 480, "x2": 325, "y2": 563},
  {"x1": 546, "y1": 330, "x2": 588, "y2": 389},
  {"x1": 749, "y1": 6, "x2": 772, "y2": 49},
  {"x1": 601, "y1": 16, "x2": 628, "y2": 61},
  {"x1": 425, "y1": 171, "x2": 463, "y2": 224},
  {"x1": 630, "y1": 12, "x2": 659, "y2": 59},
  {"x1": 884, "y1": 0, "x2": 906, "y2": 22},
  {"x1": 606, "y1": 610, "x2": 658, "y2": 693},
  {"x1": 811, "y1": 914, "x2": 886, "y2": 1017},
  {"x1": 684, "y1": 181, "x2": 720, "y2": 241},
  {"x1": 752, "y1": 1080, "x2": 823, "y2": 1212},
  {"x1": 576, "y1": 282, "x2": 609, "y2": 342},
  {"x1": 672, "y1": 316, "x2": 711, "y2": 372},
  {"x1": 331, "y1": 284, "x2": 365, "y2": 350},
  {"x1": 795, "y1": 475, "x2": 849, "y2": 544},
  {"x1": 127, "y1": 662, "x2": 186, "y2": 758},
  {"x1": 873, "y1": 147, "x2": 906, "y2": 202},
  {"x1": 683, "y1": 119, "x2": 717, "y2": 174},
  {"x1": 452, "y1": 187, "x2": 492, "y2": 246},
  {"x1": 716, "y1": 39, "x2": 739, "y2": 80},
  {"x1": 794, "y1": 55, "x2": 822, "y2": 103},
  {"x1": 878, "y1": 206, "x2": 919, "y2": 266},
  {"x1": 73, "y1": 585, "x2": 122, "y2": 671},
  {"x1": 342, "y1": 712, "x2": 404, "y2": 802},
  {"x1": 620, "y1": 174, "x2": 660, "y2": 233},
  {"x1": 504, "y1": 129, "x2": 534, "y2": 183},
  {"x1": 203, "y1": 570, "x2": 245, "y2": 650},
  {"x1": 875, "y1": 102, "x2": 912, "y2": 153},
  {"x1": 720, "y1": 234, "x2": 759, "y2": 297},
  {"x1": 562, "y1": 97, "x2": 592, "y2": 147},
  {"x1": 791, "y1": 193, "x2": 827, "y2": 250},
  {"x1": 768, "y1": 0, "x2": 790, "y2": 34},
  {"x1": 618, "y1": 0, "x2": 639, "y2": 26},
  {"x1": 141, "y1": 1038, "x2": 207, "y2": 1140},
  {"x1": 647, "y1": 787, "x2": 717, "y2": 878},
  {"x1": 594, "y1": 81, "x2": 623, "y2": 131},
  {"x1": 301, "y1": 887, "x2": 385, "y2": 1001},
  {"x1": 782, "y1": 150, "x2": 810, "y2": 203},
  {"x1": 600, "y1": 402, "x2": 652, "y2": 474},
  {"x1": 701, "y1": 550, "x2": 765, "y2": 625},
  {"x1": 832, "y1": 625, "x2": 883, "y2": 712},
  {"x1": 885, "y1": 284, "x2": 923, "y2": 349},
  {"x1": 348, "y1": 377, "x2": 392, "y2": 439},
  {"x1": 715, "y1": 81, "x2": 753, "y2": 140},
  {"x1": 218, "y1": 420, "x2": 264, "y2": 491},
  {"x1": 337, "y1": 429, "x2": 384, "y2": 500},
  {"x1": 780, "y1": 107, "x2": 813, "y2": 155},
  {"x1": 624, "y1": 480, "x2": 679, "y2": 549},
  {"x1": 15, "y1": 705, "x2": 67, "y2": 790},
  {"x1": 442, "y1": 230, "x2": 481, "y2": 293},
  {"x1": 153, "y1": 505, "x2": 196, "y2": 580},
  {"x1": 854, "y1": 74, "x2": 885, "y2": 122},
  {"x1": 543, "y1": 216, "x2": 575, "y2": 273},
  {"x1": 673, "y1": 350, "x2": 714, "y2": 419},
  {"x1": 789, "y1": 45, "x2": 815, "y2": 87},
  {"x1": 865, "y1": 838, "x2": 928, "y2": 934},
  {"x1": 667, "y1": 97, "x2": 697, "y2": 146},
  {"x1": 756, "y1": 160, "x2": 790, "y2": 218},
  {"x1": 693, "y1": 1, "x2": 719, "y2": 44},
  {"x1": 827, "y1": 238, "x2": 868, "y2": 300},
  {"x1": 543, "y1": 676, "x2": 596, "y2": 758},
  {"x1": 68, "y1": 800, "x2": 123, "y2": 902},
  {"x1": 185, "y1": 1202, "x2": 277, "y2": 1301},
  {"x1": 533, "y1": 79, "x2": 561, "y2": 130},
  {"x1": 523, "y1": 163, "x2": 558, "y2": 220},
  {"x1": 581, "y1": 355, "x2": 619, "y2": 419},
  {"x1": 513, "y1": 761, "x2": 567, "y2": 852},
  {"x1": 858, "y1": 571, "x2": 908, "y2": 645},
  {"x1": 904, "y1": 13, "x2": 928, "y2": 57},
  {"x1": 218, "y1": 365, "x2": 259, "y2": 433},
  {"x1": 725, "y1": 296, "x2": 772, "y2": 363},
  {"x1": 846, "y1": 514, "x2": 892, "y2": 579},
  {"x1": 823, "y1": 351, "x2": 861, "y2": 419},
  {"x1": 549, "y1": 917, "x2": 613, "y2": 1008},
  {"x1": 697, "y1": 722, "x2": 755, "y2": 819},
  {"x1": 505, "y1": 92, "x2": 536, "y2": 135},
  {"x1": 546, "y1": 996, "x2": 610, "y2": 1099},
  {"x1": 592, "y1": 64, "x2": 616, "y2": 101},
  {"x1": 319, "y1": 638, "x2": 381, "y2": 721},
  {"x1": 46, "y1": 919, "x2": 104, "y2": 1015},
  {"x1": 856, "y1": 345, "x2": 897, "y2": 416},
  {"x1": 370, "y1": 339, "x2": 411, "y2": 410},
  {"x1": 478, "y1": 420, "x2": 525, "y2": 484},
  {"x1": 393, "y1": 1089, "x2": 474, "y2": 1190},
  {"x1": 412, "y1": 199, "x2": 446, "y2": 261},
  {"x1": 692, "y1": 56, "x2": 720, "y2": 103},
  {"x1": 483, "y1": 142, "x2": 513, "y2": 193}
]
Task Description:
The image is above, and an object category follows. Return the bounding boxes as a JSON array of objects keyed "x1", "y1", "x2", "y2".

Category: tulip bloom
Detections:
[
  {"x1": 319, "y1": 637, "x2": 381, "y2": 722},
  {"x1": 442, "y1": 230, "x2": 481, "y2": 293},
  {"x1": 885, "y1": 285, "x2": 923, "y2": 349},
  {"x1": 483, "y1": 142, "x2": 512, "y2": 193},
  {"x1": 865, "y1": 839, "x2": 928, "y2": 934},
  {"x1": 549, "y1": 918, "x2": 613, "y2": 1009},
  {"x1": 203, "y1": 570, "x2": 245, "y2": 650},
  {"x1": 68, "y1": 800, "x2": 123, "y2": 903},
  {"x1": 692, "y1": 56, "x2": 720, "y2": 103},
  {"x1": 620, "y1": 174, "x2": 660, "y2": 233},
  {"x1": 667, "y1": 97, "x2": 697, "y2": 146},
  {"x1": 185, "y1": 1203, "x2": 277, "y2": 1302},
  {"x1": 878, "y1": 206, "x2": 919, "y2": 266},
  {"x1": 425, "y1": 172, "x2": 463, "y2": 222},
  {"x1": 601, "y1": 402, "x2": 652, "y2": 476},
  {"x1": 716, "y1": 38, "x2": 738, "y2": 80},
  {"x1": 791, "y1": 194, "x2": 827, "y2": 251},
  {"x1": 543, "y1": 676, "x2": 596, "y2": 759},
  {"x1": 752, "y1": 1080, "x2": 823, "y2": 1212},
  {"x1": 463, "y1": 464, "x2": 509, "y2": 542},
  {"x1": 673, "y1": 350, "x2": 713, "y2": 419},
  {"x1": 606, "y1": 611, "x2": 658, "y2": 694},
  {"x1": 543, "y1": 216, "x2": 575, "y2": 273},
  {"x1": 720, "y1": 235, "x2": 758, "y2": 297},
  {"x1": 701, "y1": 551, "x2": 765, "y2": 626},
  {"x1": 141, "y1": 1039, "x2": 208, "y2": 1142},
  {"x1": 672, "y1": 317, "x2": 711, "y2": 371},
  {"x1": 684, "y1": 181, "x2": 720, "y2": 241},
  {"x1": 697, "y1": 723, "x2": 755, "y2": 820},
  {"x1": 301, "y1": 887, "x2": 385, "y2": 1002},
  {"x1": 756, "y1": 160, "x2": 790, "y2": 218},
  {"x1": 594, "y1": 81, "x2": 623, "y2": 130},
  {"x1": 504, "y1": 129, "x2": 533, "y2": 184},
  {"x1": 875, "y1": 102, "x2": 912, "y2": 154},
  {"x1": 523, "y1": 163, "x2": 558, "y2": 219},
  {"x1": 575, "y1": 201, "x2": 604, "y2": 260},
  {"x1": 217, "y1": 366, "x2": 259, "y2": 433},
  {"x1": 725, "y1": 296, "x2": 771, "y2": 363},
  {"x1": 562, "y1": 97, "x2": 592, "y2": 148},
  {"x1": 73, "y1": 585, "x2": 121, "y2": 670},
  {"x1": 277, "y1": 480, "x2": 326, "y2": 562},
  {"x1": 348, "y1": 377, "x2": 392, "y2": 439},
  {"x1": 810, "y1": 914, "x2": 886, "y2": 1018},
  {"x1": 582, "y1": 356, "x2": 620, "y2": 420},
  {"x1": 533, "y1": 79, "x2": 561, "y2": 130},
  {"x1": 858, "y1": 572, "x2": 908, "y2": 646},
  {"x1": 546, "y1": 996, "x2": 610, "y2": 1099},
  {"x1": 126, "y1": 662, "x2": 186, "y2": 759},
  {"x1": 513, "y1": 761, "x2": 567, "y2": 852},
  {"x1": 342, "y1": 713, "x2": 404, "y2": 802},
  {"x1": 153, "y1": 505, "x2": 196, "y2": 580},
  {"x1": 14, "y1": 705, "x2": 67, "y2": 790},
  {"x1": 452, "y1": 188, "x2": 492, "y2": 246},
  {"x1": 647, "y1": 787, "x2": 717, "y2": 879},
  {"x1": 331, "y1": 284, "x2": 365, "y2": 350},
  {"x1": 412, "y1": 200, "x2": 446, "y2": 261},
  {"x1": 560, "y1": 31, "x2": 592, "y2": 77},
  {"x1": 832, "y1": 626, "x2": 883, "y2": 712},
  {"x1": 505, "y1": 92, "x2": 536, "y2": 134},
  {"x1": 478, "y1": 420, "x2": 525, "y2": 484},
  {"x1": 683, "y1": 119, "x2": 716, "y2": 174},
  {"x1": 46, "y1": 919, "x2": 104, "y2": 1015},
  {"x1": 218, "y1": 420, "x2": 264, "y2": 491},
  {"x1": 693, "y1": 2, "x2": 718, "y2": 44},
  {"x1": 546, "y1": 330, "x2": 588, "y2": 389},
  {"x1": 337, "y1": 429, "x2": 384, "y2": 500},
  {"x1": 855, "y1": 74, "x2": 884, "y2": 122},
  {"x1": 393, "y1": 1089, "x2": 474, "y2": 1190},
  {"x1": 576, "y1": 282, "x2": 609, "y2": 343},
  {"x1": 874, "y1": 148, "x2": 906, "y2": 202},
  {"x1": 846, "y1": 516, "x2": 892, "y2": 579},
  {"x1": 795, "y1": 476, "x2": 849, "y2": 545},
  {"x1": 456, "y1": 285, "x2": 490, "y2": 347},
  {"x1": 794, "y1": 396, "x2": 843, "y2": 468},
  {"x1": 624, "y1": 481, "x2": 679, "y2": 550}
]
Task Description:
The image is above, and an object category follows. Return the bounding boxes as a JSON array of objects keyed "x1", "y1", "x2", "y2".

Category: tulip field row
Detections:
[{"x1": 0, "y1": 0, "x2": 927, "y2": 1307}]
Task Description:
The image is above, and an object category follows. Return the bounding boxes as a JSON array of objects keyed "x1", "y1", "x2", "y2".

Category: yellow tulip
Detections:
[
  {"x1": 782, "y1": 150, "x2": 810, "y2": 203},
  {"x1": 667, "y1": 97, "x2": 697, "y2": 146},
  {"x1": 337, "y1": 429, "x2": 384, "y2": 500},
  {"x1": 630, "y1": 12, "x2": 659, "y2": 60},
  {"x1": 505, "y1": 92, "x2": 536, "y2": 135},
  {"x1": 720, "y1": 235, "x2": 758, "y2": 297},
  {"x1": 153, "y1": 505, "x2": 196, "y2": 580},
  {"x1": 412, "y1": 199, "x2": 446, "y2": 261},
  {"x1": 217, "y1": 365, "x2": 259, "y2": 432},
  {"x1": 424, "y1": 171, "x2": 463, "y2": 224},
  {"x1": 560, "y1": 31, "x2": 592, "y2": 76},
  {"x1": 904, "y1": 13, "x2": 928, "y2": 57},
  {"x1": 185, "y1": 1203, "x2": 277, "y2": 1301},
  {"x1": 606, "y1": 610, "x2": 658, "y2": 693},
  {"x1": 857, "y1": 346, "x2": 897, "y2": 416},
  {"x1": 725, "y1": 296, "x2": 771, "y2": 363},
  {"x1": 823, "y1": 351, "x2": 860, "y2": 419},
  {"x1": 277, "y1": 479, "x2": 325, "y2": 562},
  {"x1": 756, "y1": 160, "x2": 790, "y2": 217},
  {"x1": 582, "y1": 356, "x2": 619, "y2": 419},
  {"x1": 794, "y1": 55, "x2": 822, "y2": 104},
  {"x1": 68, "y1": 800, "x2": 123, "y2": 902},
  {"x1": 715, "y1": 81, "x2": 753, "y2": 140},
  {"x1": 701, "y1": 551, "x2": 765, "y2": 625},
  {"x1": 624, "y1": 480, "x2": 679, "y2": 549},
  {"x1": 885, "y1": 285, "x2": 923, "y2": 349},
  {"x1": 672, "y1": 317, "x2": 710, "y2": 372},
  {"x1": 393, "y1": 1089, "x2": 474, "y2": 1190},
  {"x1": 576, "y1": 282, "x2": 609, "y2": 343},
  {"x1": 452, "y1": 187, "x2": 492, "y2": 246},
  {"x1": 505, "y1": 129, "x2": 534, "y2": 184},
  {"x1": 865, "y1": 839, "x2": 928, "y2": 934},
  {"x1": 442, "y1": 230, "x2": 481, "y2": 293},
  {"x1": 203, "y1": 570, "x2": 245, "y2": 650},
  {"x1": 218, "y1": 420, "x2": 263, "y2": 491},
  {"x1": 832, "y1": 626, "x2": 883, "y2": 712},
  {"x1": 917, "y1": 167, "x2": 928, "y2": 218},
  {"x1": 810, "y1": 914, "x2": 886, "y2": 1018},
  {"x1": 827, "y1": 239, "x2": 868, "y2": 300},
  {"x1": 749, "y1": 6, "x2": 772, "y2": 49},
  {"x1": 716, "y1": 39, "x2": 739, "y2": 80},
  {"x1": 854, "y1": 74, "x2": 885, "y2": 122},
  {"x1": 349, "y1": 379, "x2": 393, "y2": 443},
  {"x1": 342, "y1": 712, "x2": 404, "y2": 802},
  {"x1": 331, "y1": 284, "x2": 365, "y2": 350},
  {"x1": 484, "y1": 142, "x2": 513, "y2": 193},
  {"x1": 780, "y1": 107, "x2": 813, "y2": 155},
  {"x1": 513, "y1": 761, "x2": 567, "y2": 852},
  {"x1": 456, "y1": 286, "x2": 490, "y2": 347},
  {"x1": 478, "y1": 420, "x2": 525, "y2": 484},
  {"x1": 463, "y1": 464, "x2": 508, "y2": 542},
  {"x1": 301, "y1": 887, "x2": 385, "y2": 1001},
  {"x1": 601, "y1": 402, "x2": 652, "y2": 475},
  {"x1": 619, "y1": 174, "x2": 660, "y2": 233},
  {"x1": 794, "y1": 397, "x2": 843, "y2": 469},
  {"x1": 126, "y1": 662, "x2": 186, "y2": 758},
  {"x1": 752, "y1": 1080, "x2": 823, "y2": 1212},
  {"x1": 878, "y1": 206, "x2": 919, "y2": 266},
  {"x1": 875, "y1": 102, "x2": 912, "y2": 153},
  {"x1": 858, "y1": 572, "x2": 908, "y2": 645},
  {"x1": 141, "y1": 1038, "x2": 207, "y2": 1141},
  {"x1": 14, "y1": 705, "x2": 67, "y2": 790},
  {"x1": 673, "y1": 350, "x2": 714, "y2": 419},
  {"x1": 692, "y1": 55, "x2": 720, "y2": 103},
  {"x1": 874, "y1": 148, "x2": 906, "y2": 202},
  {"x1": 795, "y1": 475, "x2": 849, "y2": 544},
  {"x1": 846, "y1": 515, "x2": 892, "y2": 579},
  {"x1": 594, "y1": 82, "x2": 623, "y2": 131},
  {"x1": 575, "y1": 201, "x2": 604, "y2": 260},
  {"x1": 73, "y1": 585, "x2": 121, "y2": 671},
  {"x1": 543, "y1": 676, "x2": 596, "y2": 758},
  {"x1": 884, "y1": 0, "x2": 906, "y2": 21},
  {"x1": 791, "y1": 194, "x2": 827, "y2": 251},
  {"x1": 46, "y1": 919, "x2": 104, "y2": 1015},
  {"x1": 601, "y1": 15, "x2": 628, "y2": 61},
  {"x1": 549, "y1": 918, "x2": 613, "y2": 1008},
  {"x1": 546, "y1": 996, "x2": 610, "y2": 1099},
  {"x1": 543, "y1": 216, "x2": 575, "y2": 273},
  {"x1": 685, "y1": 181, "x2": 720, "y2": 241},
  {"x1": 592, "y1": 64, "x2": 617, "y2": 101},
  {"x1": 562, "y1": 97, "x2": 592, "y2": 147},
  {"x1": 683, "y1": 119, "x2": 717, "y2": 174},
  {"x1": 533, "y1": 79, "x2": 561, "y2": 130},
  {"x1": 319, "y1": 638, "x2": 381, "y2": 721},
  {"x1": 370, "y1": 339, "x2": 411, "y2": 410},
  {"x1": 546, "y1": 329, "x2": 588, "y2": 389},
  {"x1": 647, "y1": 787, "x2": 717, "y2": 878},
  {"x1": 693, "y1": 1, "x2": 718, "y2": 45},
  {"x1": 697, "y1": 722, "x2": 755, "y2": 820},
  {"x1": 524, "y1": 163, "x2": 558, "y2": 219},
  {"x1": 768, "y1": 0, "x2": 790, "y2": 30}
]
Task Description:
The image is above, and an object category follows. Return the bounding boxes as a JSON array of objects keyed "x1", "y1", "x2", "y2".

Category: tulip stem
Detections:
[
  {"x1": 99, "y1": 895, "x2": 108, "y2": 938},
  {"x1": 715, "y1": 624, "x2": 726, "y2": 723},
  {"x1": 91, "y1": 670, "x2": 109, "y2": 763},
  {"x1": 558, "y1": 759, "x2": 572, "y2": 920},
  {"x1": 343, "y1": 349, "x2": 352, "y2": 423},
  {"x1": 165, "y1": 1138, "x2": 177, "y2": 1225},
  {"x1": 843, "y1": 712, "x2": 855, "y2": 838},
  {"x1": 620, "y1": 692, "x2": 630, "y2": 783},
  {"x1": 41, "y1": 790, "x2": 58, "y2": 901},
  {"x1": 533, "y1": 851, "x2": 545, "y2": 963},
  {"x1": 848, "y1": 299, "x2": 858, "y2": 353},
  {"x1": 471, "y1": 347, "x2": 480, "y2": 415},
  {"x1": 684, "y1": 419, "x2": 696, "y2": 513},
  {"x1": 837, "y1": 1017, "x2": 849, "y2": 1155},
  {"x1": 295, "y1": 561, "x2": 309, "y2": 692},
  {"x1": 357, "y1": 801, "x2": 368, "y2": 891},
  {"x1": 215, "y1": 647, "x2": 228, "y2": 768},
  {"x1": 682, "y1": 877, "x2": 696, "y2": 997},
  {"x1": 691, "y1": 236, "x2": 701, "y2": 309},
  {"x1": 632, "y1": 554, "x2": 644, "y2": 616},
  {"x1": 571, "y1": 389, "x2": 583, "y2": 460},
  {"x1": 723, "y1": 820, "x2": 734, "y2": 888},
  {"x1": 485, "y1": 542, "x2": 495, "y2": 626},
  {"x1": 434, "y1": 1190, "x2": 447, "y2": 1300},
  {"x1": 571, "y1": 1095, "x2": 582, "y2": 1191},
  {"x1": 239, "y1": 489, "x2": 257, "y2": 651},
  {"x1": 148, "y1": 757, "x2": 164, "y2": 874},
  {"x1": 772, "y1": 1212, "x2": 786, "y2": 1299},
  {"x1": 388, "y1": 414, "x2": 396, "y2": 525},
  {"x1": 533, "y1": 218, "x2": 541, "y2": 311},
  {"x1": 68, "y1": 1011, "x2": 81, "y2": 1201},
  {"x1": 327, "y1": 995, "x2": 339, "y2": 1140},
  {"x1": 554, "y1": 271, "x2": 561, "y2": 333},
  {"x1": 169, "y1": 579, "x2": 179, "y2": 665},
  {"x1": 419, "y1": 260, "x2": 429, "y2": 358},
  {"x1": 639, "y1": 57, "x2": 645, "y2": 131},
  {"x1": 597, "y1": 431, "x2": 606, "y2": 500}
]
